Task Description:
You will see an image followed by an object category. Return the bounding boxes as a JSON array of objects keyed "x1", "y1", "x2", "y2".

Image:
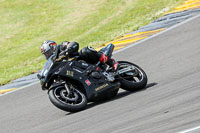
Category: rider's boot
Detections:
[
  {"x1": 99, "y1": 53, "x2": 119, "y2": 72},
  {"x1": 111, "y1": 59, "x2": 119, "y2": 72}
]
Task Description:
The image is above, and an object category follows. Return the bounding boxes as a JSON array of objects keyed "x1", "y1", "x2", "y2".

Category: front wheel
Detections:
[
  {"x1": 48, "y1": 85, "x2": 87, "y2": 112},
  {"x1": 117, "y1": 61, "x2": 148, "y2": 92}
]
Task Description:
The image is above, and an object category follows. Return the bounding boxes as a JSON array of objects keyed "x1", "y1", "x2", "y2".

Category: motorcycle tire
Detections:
[
  {"x1": 118, "y1": 61, "x2": 147, "y2": 92},
  {"x1": 48, "y1": 86, "x2": 87, "y2": 112}
]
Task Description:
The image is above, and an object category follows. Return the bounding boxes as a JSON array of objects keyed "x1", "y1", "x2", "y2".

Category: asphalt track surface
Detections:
[{"x1": 0, "y1": 15, "x2": 200, "y2": 133}]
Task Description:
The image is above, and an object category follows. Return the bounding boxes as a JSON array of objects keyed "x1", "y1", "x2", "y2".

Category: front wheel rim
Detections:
[{"x1": 53, "y1": 86, "x2": 85, "y2": 106}]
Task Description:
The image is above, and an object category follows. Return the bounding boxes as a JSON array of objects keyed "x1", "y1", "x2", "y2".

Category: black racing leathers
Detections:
[
  {"x1": 79, "y1": 46, "x2": 116, "y2": 68},
  {"x1": 58, "y1": 41, "x2": 116, "y2": 69},
  {"x1": 58, "y1": 41, "x2": 79, "y2": 58}
]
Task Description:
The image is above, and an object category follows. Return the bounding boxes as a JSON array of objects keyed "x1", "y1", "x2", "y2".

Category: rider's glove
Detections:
[{"x1": 99, "y1": 54, "x2": 108, "y2": 63}]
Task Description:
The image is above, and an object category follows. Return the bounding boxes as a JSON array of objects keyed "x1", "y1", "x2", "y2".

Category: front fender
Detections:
[{"x1": 47, "y1": 82, "x2": 65, "y2": 94}]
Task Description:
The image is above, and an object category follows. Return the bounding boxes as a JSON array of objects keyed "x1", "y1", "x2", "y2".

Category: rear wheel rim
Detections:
[{"x1": 118, "y1": 63, "x2": 144, "y2": 83}]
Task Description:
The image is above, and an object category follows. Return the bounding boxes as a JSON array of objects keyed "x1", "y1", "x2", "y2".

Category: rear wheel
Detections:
[
  {"x1": 48, "y1": 85, "x2": 87, "y2": 112},
  {"x1": 118, "y1": 61, "x2": 147, "y2": 91}
]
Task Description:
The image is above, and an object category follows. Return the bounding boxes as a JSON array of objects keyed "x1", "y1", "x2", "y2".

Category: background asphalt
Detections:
[{"x1": 0, "y1": 15, "x2": 200, "y2": 133}]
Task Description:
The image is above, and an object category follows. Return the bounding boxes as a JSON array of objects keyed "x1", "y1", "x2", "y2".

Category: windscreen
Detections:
[{"x1": 41, "y1": 55, "x2": 54, "y2": 77}]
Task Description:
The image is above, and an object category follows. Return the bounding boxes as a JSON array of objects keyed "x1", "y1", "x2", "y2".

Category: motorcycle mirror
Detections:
[{"x1": 37, "y1": 73, "x2": 42, "y2": 79}]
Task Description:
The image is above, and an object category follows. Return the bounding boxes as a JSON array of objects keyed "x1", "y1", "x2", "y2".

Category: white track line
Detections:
[
  {"x1": 178, "y1": 126, "x2": 200, "y2": 133},
  {"x1": 0, "y1": 81, "x2": 39, "y2": 97}
]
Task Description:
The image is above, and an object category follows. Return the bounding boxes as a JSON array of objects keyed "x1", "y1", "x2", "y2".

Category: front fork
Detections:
[{"x1": 64, "y1": 82, "x2": 74, "y2": 97}]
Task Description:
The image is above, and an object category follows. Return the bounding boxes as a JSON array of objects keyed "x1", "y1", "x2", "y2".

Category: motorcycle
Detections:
[{"x1": 37, "y1": 44, "x2": 148, "y2": 112}]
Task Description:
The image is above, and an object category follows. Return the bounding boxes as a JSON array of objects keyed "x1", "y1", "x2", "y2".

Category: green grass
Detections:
[{"x1": 0, "y1": 0, "x2": 185, "y2": 85}]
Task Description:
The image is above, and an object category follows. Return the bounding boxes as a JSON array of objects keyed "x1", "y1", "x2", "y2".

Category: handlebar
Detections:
[{"x1": 56, "y1": 55, "x2": 67, "y2": 62}]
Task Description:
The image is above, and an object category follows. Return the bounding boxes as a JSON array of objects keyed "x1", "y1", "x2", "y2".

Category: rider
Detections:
[{"x1": 40, "y1": 40, "x2": 119, "y2": 71}]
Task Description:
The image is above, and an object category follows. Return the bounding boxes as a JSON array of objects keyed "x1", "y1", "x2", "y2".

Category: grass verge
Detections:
[{"x1": 0, "y1": 0, "x2": 185, "y2": 85}]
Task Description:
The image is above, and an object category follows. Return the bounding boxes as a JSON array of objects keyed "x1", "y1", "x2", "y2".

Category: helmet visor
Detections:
[{"x1": 43, "y1": 49, "x2": 51, "y2": 60}]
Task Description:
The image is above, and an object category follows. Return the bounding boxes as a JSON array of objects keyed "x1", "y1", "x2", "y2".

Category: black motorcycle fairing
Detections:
[
  {"x1": 40, "y1": 61, "x2": 67, "y2": 90},
  {"x1": 56, "y1": 60, "x2": 118, "y2": 100}
]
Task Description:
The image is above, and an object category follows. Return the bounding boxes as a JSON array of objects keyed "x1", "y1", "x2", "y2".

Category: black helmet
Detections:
[{"x1": 40, "y1": 40, "x2": 57, "y2": 60}]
